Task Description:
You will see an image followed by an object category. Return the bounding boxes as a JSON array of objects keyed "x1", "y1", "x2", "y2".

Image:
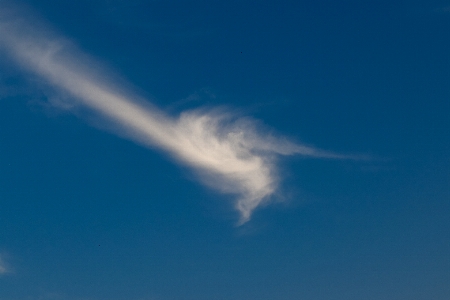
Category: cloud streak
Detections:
[{"x1": 0, "y1": 7, "x2": 360, "y2": 223}]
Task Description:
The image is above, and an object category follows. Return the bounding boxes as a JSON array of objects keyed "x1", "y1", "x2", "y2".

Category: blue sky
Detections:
[{"x1": 0, "y1": 1, "x2": 449, "y2": 299}]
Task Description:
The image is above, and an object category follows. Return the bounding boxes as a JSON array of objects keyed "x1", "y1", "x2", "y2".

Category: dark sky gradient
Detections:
[{"x1": 1, "y1": 1, "x2": 449, "y2": 299}]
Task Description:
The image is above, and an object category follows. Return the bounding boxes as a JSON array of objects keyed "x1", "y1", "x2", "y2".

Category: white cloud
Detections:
[{"x1": 0, "y1": 7, "x2": 362, "y2": 223}]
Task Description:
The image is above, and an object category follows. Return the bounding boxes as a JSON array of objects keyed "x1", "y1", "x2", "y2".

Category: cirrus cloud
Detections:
[{"x1": 0, "y1": 6, "x2": 363, "y2": 223}]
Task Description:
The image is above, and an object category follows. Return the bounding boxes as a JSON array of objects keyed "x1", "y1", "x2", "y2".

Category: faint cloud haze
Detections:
[
  {"x1": 0, "y1": 7, "x2": 362, "y2": 223},
  {"x1": 434, "y1": 5, "x2": 450, "y2": 13},
  {"x1": 0, "y1": 254, "x2": 8, "y2": 275}
]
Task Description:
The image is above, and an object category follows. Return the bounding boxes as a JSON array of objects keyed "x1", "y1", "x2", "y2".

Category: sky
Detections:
[{"x1": 0, "y1": 0, "x2": 449, "y2": 299}]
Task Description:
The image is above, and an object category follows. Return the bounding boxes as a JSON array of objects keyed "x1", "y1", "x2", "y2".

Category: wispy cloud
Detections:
[
  {"x1": 0, "y1": 254, "x2": 9, "y2": 275},
  {"x1": 434, "y1": 5, "x2": 450, "y2": 13},
  {"x1": 0, "y1": 6, "x2": 362, "y2": 223}
]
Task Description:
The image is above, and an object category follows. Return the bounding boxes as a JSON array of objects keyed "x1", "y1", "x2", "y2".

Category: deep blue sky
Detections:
[{"x1": 1, "y1": 1, "x2": 449, "y2": 299}]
